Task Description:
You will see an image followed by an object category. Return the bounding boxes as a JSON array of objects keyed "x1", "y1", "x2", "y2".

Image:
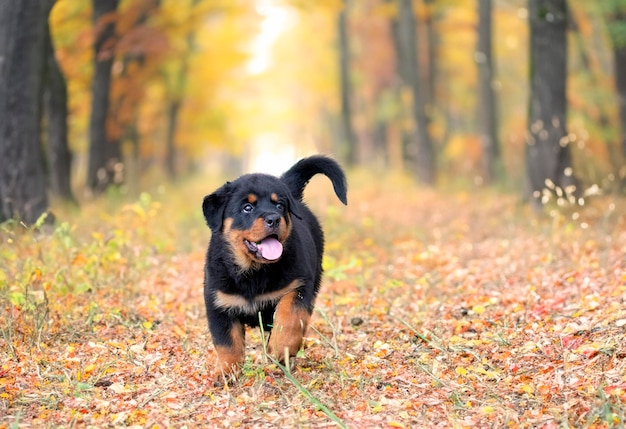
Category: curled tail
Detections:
[{"x1": 281, "y1": 155, "x2": 348, "y2": 205}]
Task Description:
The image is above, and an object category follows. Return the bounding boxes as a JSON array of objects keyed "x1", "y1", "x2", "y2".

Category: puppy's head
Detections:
[{"x1": 203, "y1": 174, "x2": 301, "y2": 270}]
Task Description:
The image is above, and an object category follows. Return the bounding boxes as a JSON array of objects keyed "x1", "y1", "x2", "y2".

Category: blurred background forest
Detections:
[{"x1": 1, "y1": 0, "x2": 626, "y2": 224}]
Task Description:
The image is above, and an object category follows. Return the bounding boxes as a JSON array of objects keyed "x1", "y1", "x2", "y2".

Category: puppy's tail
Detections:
[{"x1": 281, "y1": 155, "x2": 348, "y2": 205}]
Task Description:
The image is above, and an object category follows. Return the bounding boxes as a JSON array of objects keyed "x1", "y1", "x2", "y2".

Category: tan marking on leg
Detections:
[
  {"x1": 214, "y1": 321, "x2": 245, "y2": 375},
  {"x1": 267, "y1": 290, "x2": 310, "y2": 363}
]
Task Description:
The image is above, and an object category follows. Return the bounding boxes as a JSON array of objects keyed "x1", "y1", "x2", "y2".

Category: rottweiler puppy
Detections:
[{"x1": 202, "y1": 155, "x2": 347, "y2": 375}]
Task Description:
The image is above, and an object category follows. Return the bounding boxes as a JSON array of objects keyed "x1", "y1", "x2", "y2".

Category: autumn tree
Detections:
[
  {"x1": 526, "y1": 0, "x2": 577, "y2": 205},
  {"x1": 162, "y1": 0, "x2": 201, "y2": 180},
  {"x1": 476, "y1": 0, "x2": 500, "y2": 183},
  {"x1": 397, "y1": 0, "x2": 435, "y2": 184},
  {"x1": 348, "y1": 1, "x2": 399, "y2": 168},
  {"x1": 44, "y1": 11, "x2": 75, "y2": 203},
  {"x1": 0, "y1": 0, "x2": 52, "y2": 224},
  {"x1": 108, "y1": 0, "x2": 166, "y2": 189},
  {"x1": 87, "y1": 0, "x2": 120, "y2": 194},
  {"x1": 604, "y1": 1, "x2": 626, "y2": 185},
  {"x1": 338, "y1": 0, "x2": 357, "y2": 166}
]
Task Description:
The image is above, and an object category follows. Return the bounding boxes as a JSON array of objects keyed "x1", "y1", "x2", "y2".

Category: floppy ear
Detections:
[
  {"x1": 202, "y1": 184, "x2": 229, "y2": 232},
  {"x1": 286, "y1": 191, "x2": 302, "y2": 220}
]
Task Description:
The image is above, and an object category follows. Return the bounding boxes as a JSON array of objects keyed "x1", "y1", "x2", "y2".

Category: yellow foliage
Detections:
[
  {"x1": 50, "y1": 1, "x2": 93, "y2": 152},
  {"x1": 46, "y1": 0, "x2": 617, "y2": 182},
  {"x1": 444, "y1": 135, "x2": 481, "y2": 166},
  {"x1": 455, "y1": 366, "x2": 468, "y2": 376}
]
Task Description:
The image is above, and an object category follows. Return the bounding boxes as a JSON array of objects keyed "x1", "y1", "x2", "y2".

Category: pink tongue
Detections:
[{"x1": 257, "y1": 237, "x2": 283, "y2": 260}]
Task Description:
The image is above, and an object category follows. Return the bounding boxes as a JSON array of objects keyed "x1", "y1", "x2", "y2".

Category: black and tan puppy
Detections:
[{"x1": 202, "y1": 155, "x2": 347, "y2": 374}]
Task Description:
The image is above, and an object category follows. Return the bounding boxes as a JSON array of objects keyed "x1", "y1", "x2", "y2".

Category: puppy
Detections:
[{"x1": 202, "y1": 155, "x2": 347, "y2": 375}]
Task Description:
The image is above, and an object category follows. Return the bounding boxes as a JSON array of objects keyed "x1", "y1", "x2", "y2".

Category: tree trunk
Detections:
[
  {"x1": 616, "y1": 44, "x2": 626, "y2": 177},
  {"x1": 87, "y1": 0, "x2": 119, "y2": 194},
  {"x1": 110, "y1": 0, "x2": 160, "y2": 187},
  {"x1": 165, "y1": 0, "x2": 196, "y2": 180},
  {"x1": 0, "y1": 0, "x2": 51, "y2": 224},
  {"x1": 44, "y1": 14, "x2": 75, "y2": 203},
  {"x1": 570, "y1": 10, "x2": 621, "y2": 190},
  {"x1": 612, "y1": 11, "x2": 626, "y2": 175},
  {"x1": 477, "y1": 0, "x2": 500, "y2": 183},
  {"x1": 421, "y1": 0, "x2": 435, "y2": 111},
  {"x1": 526, "y1": 0, "x2": 576, "y2": 205},
  {"x1": 338, "y1": 0, "x2": 357, "y2": 166},
  {"x1": 398, "y1": 0, "x2": 435, "y2": 184},
  {"x1": 165, "y1": 99, "x2": 180, "y2": 179}
]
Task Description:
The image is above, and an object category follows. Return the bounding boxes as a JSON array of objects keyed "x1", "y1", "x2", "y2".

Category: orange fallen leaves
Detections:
[{"x1": 2, "y1": 183, "x2": 626, "y2": 428}]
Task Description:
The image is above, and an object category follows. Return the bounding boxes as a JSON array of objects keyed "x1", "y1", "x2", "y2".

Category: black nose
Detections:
[{"x1": 264, "y1": 214, "x2": 280, "y2": 228}]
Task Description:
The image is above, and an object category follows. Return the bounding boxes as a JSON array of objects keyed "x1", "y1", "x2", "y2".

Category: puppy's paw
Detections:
[
  {"x1": 267, "y1": 330, "x2": 303, "y2": 366},
  {"x1": 267, "y1": 291, "x2": 310, "y2": 365}
]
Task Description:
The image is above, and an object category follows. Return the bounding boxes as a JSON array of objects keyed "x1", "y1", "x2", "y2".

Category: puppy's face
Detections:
[{"x1": 203, "y1": 174, "x2": 300, "y2": 270}]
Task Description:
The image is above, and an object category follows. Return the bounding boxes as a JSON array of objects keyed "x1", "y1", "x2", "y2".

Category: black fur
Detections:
[{"x1": 202, "y1": 155, "x2": 347, "y2": 373}]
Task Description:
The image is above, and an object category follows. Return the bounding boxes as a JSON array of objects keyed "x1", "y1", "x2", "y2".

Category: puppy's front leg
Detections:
[
  {"x1": 267, "y1": 291, "x2": 311, "y2": 363},
  {"x1": 210, "y1": 316, "x2": 245, "y2": 375}
]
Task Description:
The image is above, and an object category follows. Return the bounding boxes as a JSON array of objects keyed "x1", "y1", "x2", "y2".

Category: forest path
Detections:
[{"x1": 2, "y1": 179, "x2": 625, "y2": 428}]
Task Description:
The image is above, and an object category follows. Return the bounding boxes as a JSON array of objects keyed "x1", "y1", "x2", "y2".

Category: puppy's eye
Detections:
[
  {"x1": 276, "y1": 203, "x2": 284, "y2": 211},
  {"x1": 242, "y1": 203, "x2": 254, "y2": 213}
]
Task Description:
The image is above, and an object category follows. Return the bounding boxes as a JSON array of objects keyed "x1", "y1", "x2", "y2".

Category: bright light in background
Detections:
[
  {"x1": 247, "y1": 0, "x2": 294, "y2": 75},
  {"x1": 247, "y1": 133, "x2": 296, "y2": 175},
  {"x1": 244, "y1": 0, "x2": 306, "y2": 174}
]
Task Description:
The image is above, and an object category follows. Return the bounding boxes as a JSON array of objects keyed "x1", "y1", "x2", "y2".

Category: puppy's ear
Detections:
[
  {"x1": 286, "y1": 192, "x2": 302, "y2": 220},
  {"x1": 202, "y1": 184, "x2": 229, "y2": 232}
]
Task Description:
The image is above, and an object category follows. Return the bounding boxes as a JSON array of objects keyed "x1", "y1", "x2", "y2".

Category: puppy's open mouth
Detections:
[{"x1": 244, "y1": 235, "x2": 283, "y2": 261}]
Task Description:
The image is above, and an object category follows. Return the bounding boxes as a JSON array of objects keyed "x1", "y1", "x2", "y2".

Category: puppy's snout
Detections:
[{"x1": 264, "y1": 214, "x2": 281, "y2": 229}]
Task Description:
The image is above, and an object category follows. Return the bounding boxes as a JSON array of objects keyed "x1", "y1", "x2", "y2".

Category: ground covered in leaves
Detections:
[{"x1": 1, "y1": 173, "x2": 625, "y2": 428}]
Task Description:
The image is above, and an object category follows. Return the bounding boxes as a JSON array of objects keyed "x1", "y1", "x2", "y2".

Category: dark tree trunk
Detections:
[
  {"x1": 421, "y1": 0, "x2": 435, "y2": 111},
  {"x1": 0, "y1": 0, "x2": 51, "y2": 224},
  {"x1": 165, "y1": 99, "x2": 180, "y2": 179},
  {"x1": 388, "y1": 2, "x2": 410, "y2": 169},
  {"x1": 390, "y1": 11, "x2": 407, "y2": 84},
  {"x1": 44, "y1": 14, "x2": 75, "y2": 203},
  {"x1": 398, "y1": 0, "x2": 435, "y2": 184},
  {"x1": 477, "y1": 0, "x2": 500, "y2": 183},
  {"x1": 616, "y1": 45, "x2": 626, "y2": 167},
  {"x1": 338, "y1": 0, "x2": 357, "y2": 166},
  {"x1": 165, "y1": 0, "x2": 195, "y2": 180},
  {"x1": 165, "y1": 0, "x2": 196, "y2": 180},
  {"x1": 526, "y1": 0, "x2": 576, "y2": 205},
  {"x1": 87, "y1": 0, "x2": 120, "y2": 194},
  {"x1": 612, "y1": 11, "x2": 626, "y2": 173},
  {"x1": 111, "y1": 0, "x2": 160, "y2": 186},
  {"x1": 570, "y1": 10, "x2": 621, "y2": 189}
]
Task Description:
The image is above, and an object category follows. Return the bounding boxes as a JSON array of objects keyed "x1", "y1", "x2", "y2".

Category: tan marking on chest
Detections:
[{"x1": 213, "y1": 279, "x2": 302, "y2": 315}]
